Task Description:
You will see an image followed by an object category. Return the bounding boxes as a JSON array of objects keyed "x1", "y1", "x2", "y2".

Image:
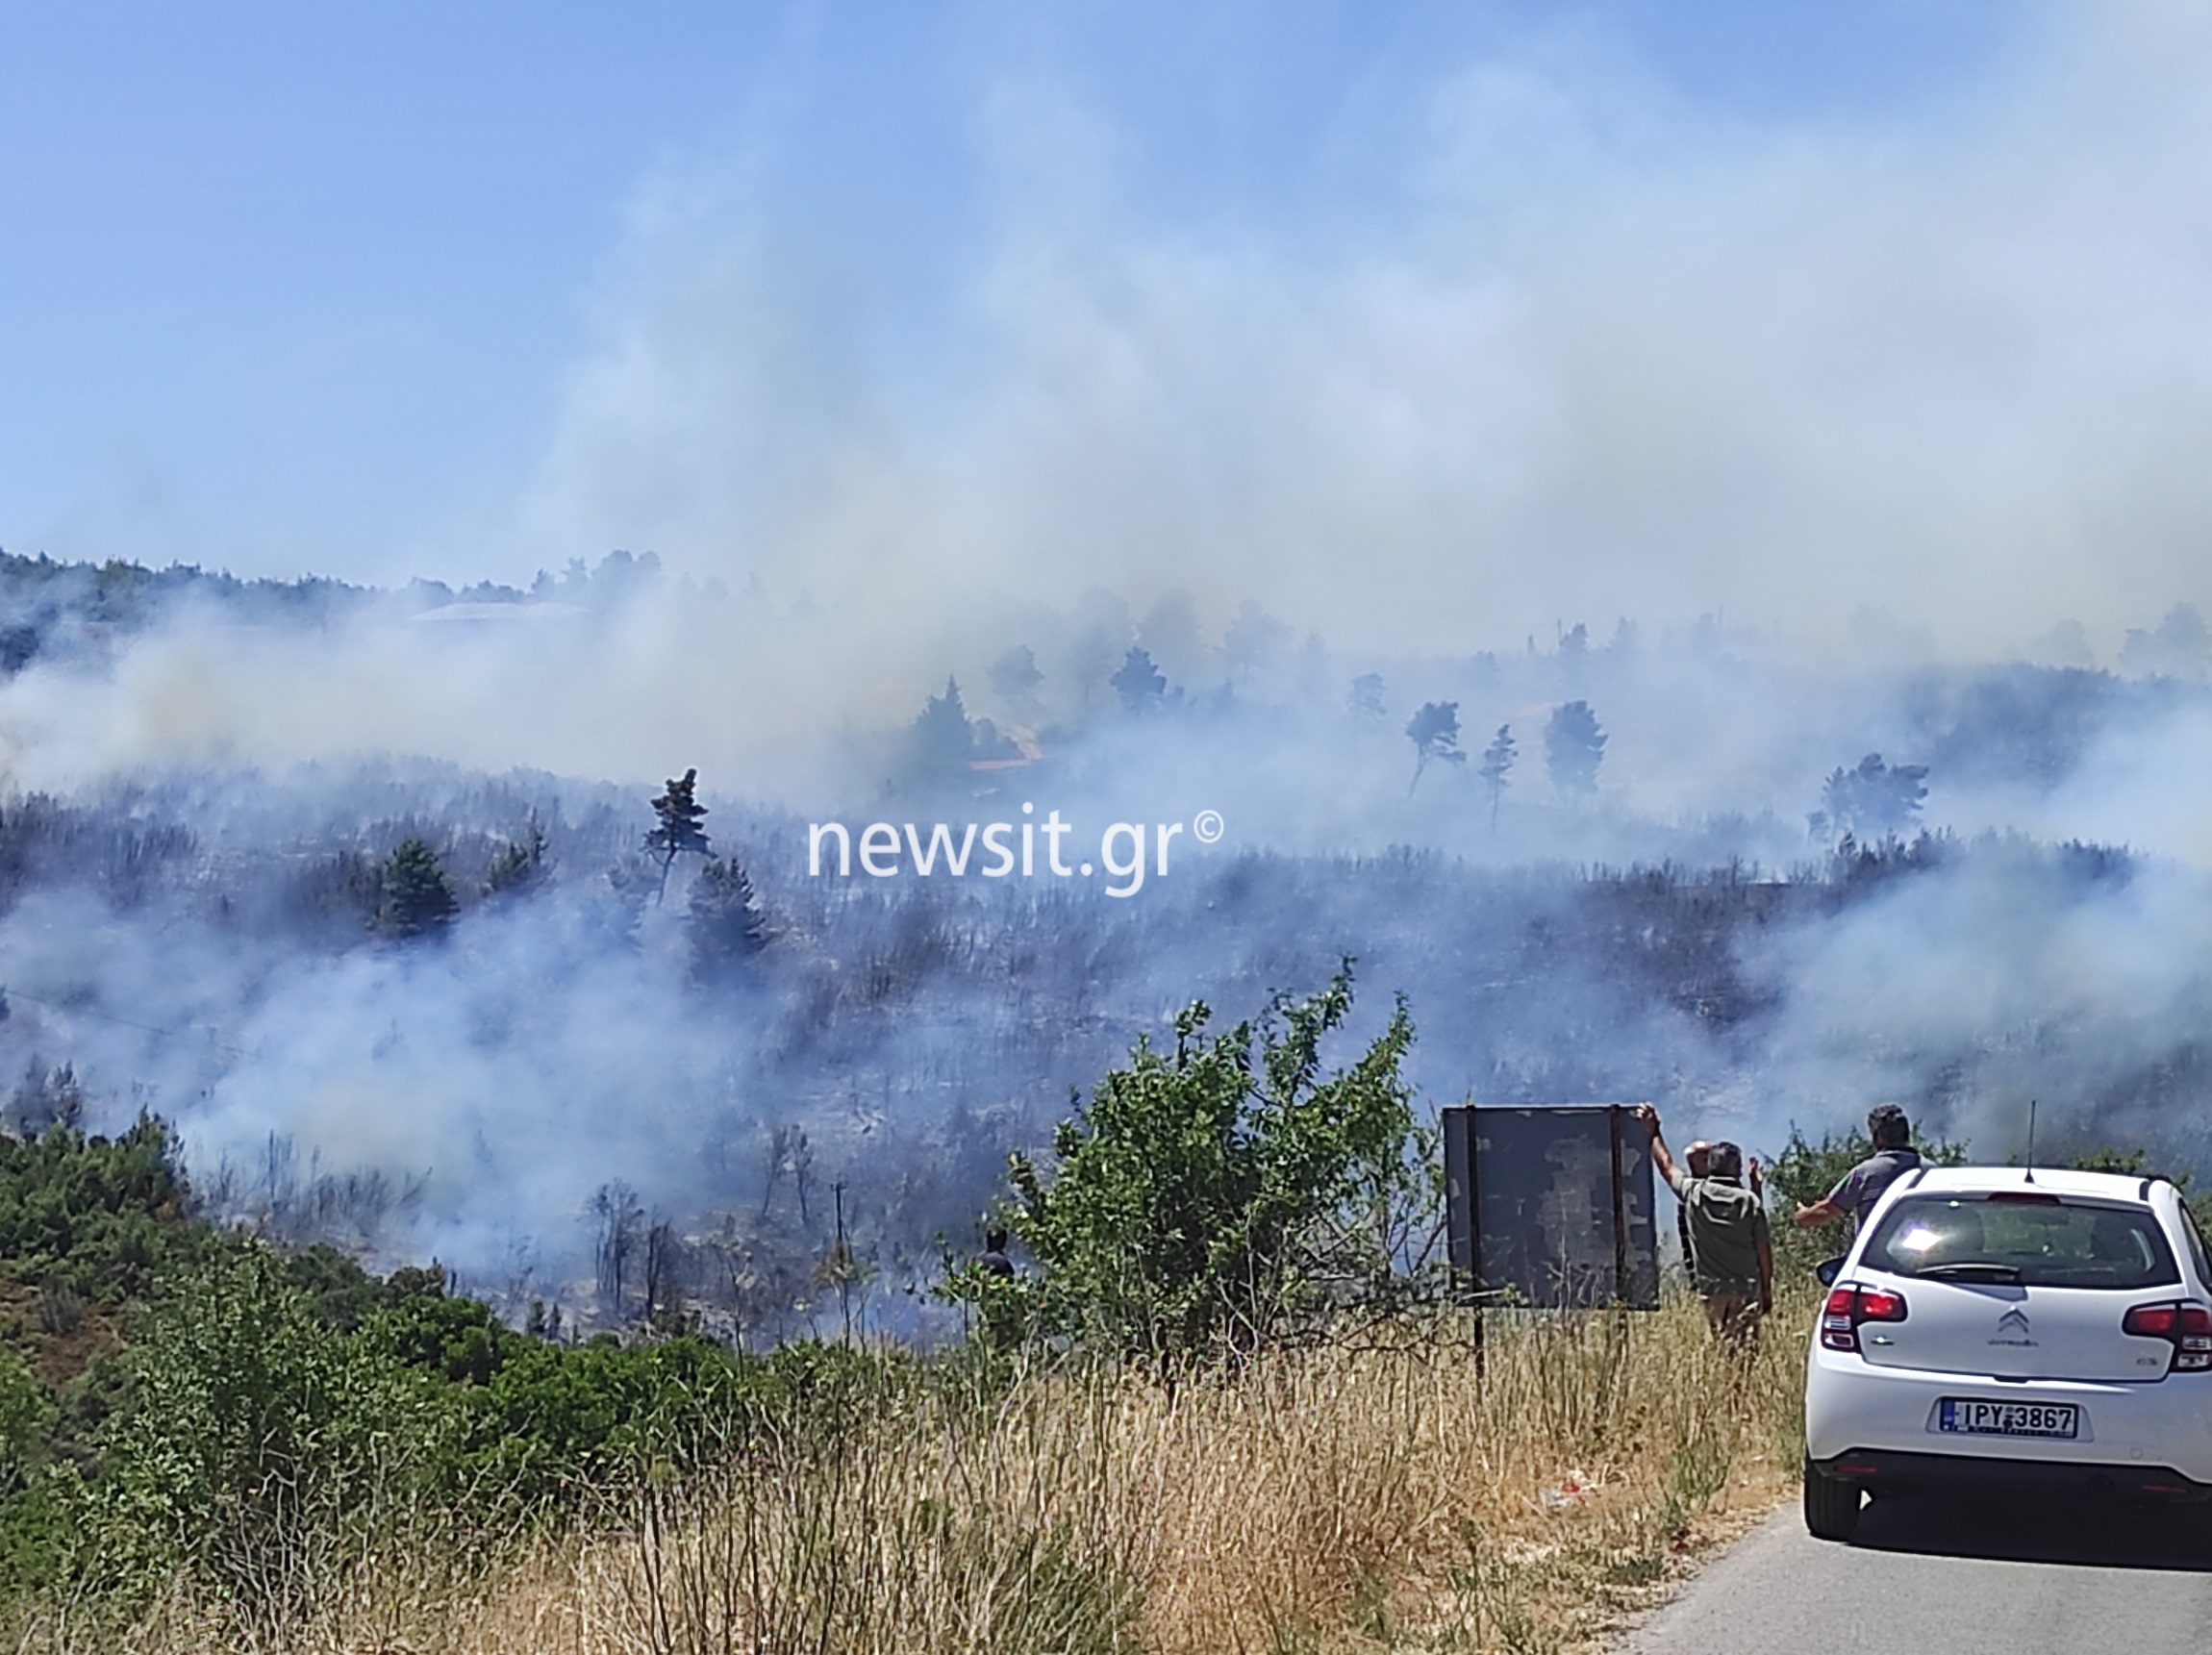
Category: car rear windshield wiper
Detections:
[{"x1": 1913, "y1": 1261, "x2": 2024, "y2": 1283}]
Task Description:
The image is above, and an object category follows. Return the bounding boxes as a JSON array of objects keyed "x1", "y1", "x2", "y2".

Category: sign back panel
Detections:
[{"x1": 1442, "y1": 1104, "x2": 1660, "y2": 1310}]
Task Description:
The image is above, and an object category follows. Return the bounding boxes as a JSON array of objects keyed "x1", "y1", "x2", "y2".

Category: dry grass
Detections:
[{"x1": 6, "y1": 1290, "x2": 1811, "y2": 1655}]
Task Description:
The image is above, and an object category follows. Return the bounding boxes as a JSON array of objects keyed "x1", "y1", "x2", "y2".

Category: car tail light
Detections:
[
  {"x1": 1857, "y1": 1287, "x2": 1908, "y2": 1321},
  {"x1": 1822, "y1": 1283, "x2": 1909, "y2": 1351},
  {"x1": 2123, "y1": 1301, "x2": 2212, "y2": 1372}
]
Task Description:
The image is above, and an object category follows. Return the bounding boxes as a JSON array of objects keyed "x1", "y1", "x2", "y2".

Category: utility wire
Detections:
[{"x1": 0, "y1": 984, "x2": 251, "y2": 1060}]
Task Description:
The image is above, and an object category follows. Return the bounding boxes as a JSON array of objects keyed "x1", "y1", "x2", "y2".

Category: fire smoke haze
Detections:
[
  {"x1": 517, "y1": 2, "x2": 2212, "y2": 670},
  {"x1": 5, "y1": 4, "x2": 2212, "y2": 700},
  {"x1": 6, "y1": 3, "x2": 2212, "y2": 1316}
]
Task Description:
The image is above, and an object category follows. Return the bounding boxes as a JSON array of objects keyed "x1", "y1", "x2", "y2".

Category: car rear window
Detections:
[{"x1": 1861, "y1": 1195, "x2": 2180, "y2": 1289}]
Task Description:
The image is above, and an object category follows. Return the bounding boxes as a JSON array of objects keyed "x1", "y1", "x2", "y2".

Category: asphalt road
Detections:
[{"x1": 1620, "y1": 1493, "x2": 2212, "y2": 1655}]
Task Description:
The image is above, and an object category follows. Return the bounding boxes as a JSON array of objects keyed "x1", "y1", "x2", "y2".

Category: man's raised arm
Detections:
[{"x1": 1634, "y1": 1103, "x2": 1680, "y2": 1189}]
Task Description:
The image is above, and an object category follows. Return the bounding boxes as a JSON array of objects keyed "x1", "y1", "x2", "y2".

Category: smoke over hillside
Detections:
[{"x1": 6, "y1": 550, "x2": 2212, "y2": 1337}]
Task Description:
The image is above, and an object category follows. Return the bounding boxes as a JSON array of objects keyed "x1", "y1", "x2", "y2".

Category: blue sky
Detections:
[
  {"x1": 13, "y1": 0, "x2": 2203, "y2": 665},
  {"x1": 1, "y1": 4, "x2": 2011, "y2": 579}
]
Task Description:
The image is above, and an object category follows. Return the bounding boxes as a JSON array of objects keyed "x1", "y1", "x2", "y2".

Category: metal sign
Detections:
[{"x1": 1442, "y1": 1104, "x2": 1660, "y2": 1310}]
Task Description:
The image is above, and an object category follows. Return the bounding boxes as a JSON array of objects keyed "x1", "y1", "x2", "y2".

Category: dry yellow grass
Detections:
[{"x1": 8, "y1": 1291, "x2": 1812, "y2": 1655}]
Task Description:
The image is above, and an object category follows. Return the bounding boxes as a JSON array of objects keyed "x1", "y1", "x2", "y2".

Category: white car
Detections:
[{"x1": 1802, "y1": 1164, "x2": 2212, "y2": 1541}]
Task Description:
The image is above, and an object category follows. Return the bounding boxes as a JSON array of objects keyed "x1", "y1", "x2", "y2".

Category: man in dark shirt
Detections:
[
  {"x1": 1638, "y1": 1105, "x2": 1772, "y2": 1353},
  {"x1": 1794, "y1": 1103, "x2": 1923, "y2": 1236}
]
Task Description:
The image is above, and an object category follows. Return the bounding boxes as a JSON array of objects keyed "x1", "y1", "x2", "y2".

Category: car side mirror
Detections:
[{"x1": 1815, "y1": 1257, "x2": 1846, "y2": 1287}]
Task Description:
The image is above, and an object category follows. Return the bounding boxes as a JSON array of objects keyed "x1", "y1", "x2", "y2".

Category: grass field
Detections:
[{"x1": 7, "y1": 1286, "x2": 1811, "y2": 1655}]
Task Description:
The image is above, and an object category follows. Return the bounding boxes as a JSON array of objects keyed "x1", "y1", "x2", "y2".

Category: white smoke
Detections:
[{"x1": 503, "y1": 2, "x2": 2212, "y2": 668}]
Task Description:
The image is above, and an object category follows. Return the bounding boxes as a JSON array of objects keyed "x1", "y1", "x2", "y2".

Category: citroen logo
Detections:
[{"x1": 1990, "y1": 1308, "x2": 2036, "y2": 1347}]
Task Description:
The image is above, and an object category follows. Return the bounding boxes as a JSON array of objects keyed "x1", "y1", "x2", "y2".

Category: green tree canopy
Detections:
[
  {"x1": 687, "y1": 857, "x2": 769, "y2": 985},
  {"x1": 952, "y1": 965, "x2": 1421, "y2": 1365},
  {"x1": 378, "y1": 839, "x2": 457, "y2": 939}
]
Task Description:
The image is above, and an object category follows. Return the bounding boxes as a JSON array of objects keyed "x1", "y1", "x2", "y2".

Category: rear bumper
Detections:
[
  {"x1": 1815, "y1": 1447, "x2": 2212, "y2": 1504},
  {"x1": 1805, "y1": 1341, "x2": 2212, "y2": 1483}
]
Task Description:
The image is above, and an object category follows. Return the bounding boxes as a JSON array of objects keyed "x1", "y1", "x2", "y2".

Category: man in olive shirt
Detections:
[
  {"x1": 1675, "y1": 1139, "x2": 1713, "y2": 1282},
  {"x1": 1636, "y1": 1105, "x2": 1772, "y2": 1352}
]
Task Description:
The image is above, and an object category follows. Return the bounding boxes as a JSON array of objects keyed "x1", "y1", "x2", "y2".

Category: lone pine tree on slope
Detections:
[
  {"x1": 646, "y1": 768, "x2": 712, "y2": 905},
  {"x1": 1477, "y1": 724, "x2": 1516, "y2": 828}
]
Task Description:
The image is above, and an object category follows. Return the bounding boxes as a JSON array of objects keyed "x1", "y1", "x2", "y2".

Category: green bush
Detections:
[
  {"x1": 946, "y1": 964, "x2": 1426, "y2": 1365},
  {"x1": 0, "y1": 1117, "x2": 209, "y2": 1304},
  {"x1": 2065, "y1": 1145, "x2": 2212, "y2": 1235},
  {"x1": 0, "y1": 1352, "x2": 49, "y2": 1496},
  {"x1": 0, "y1": 1112, "x2": 938, "y2": 1628},
  {"x1": 72, "y1": 1243, "x2": 463, "y2": 1604}
]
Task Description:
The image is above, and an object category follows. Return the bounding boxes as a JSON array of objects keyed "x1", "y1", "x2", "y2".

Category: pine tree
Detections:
[
  {"x1": 485, "y1": 816, "x2": 548, "y2": 897},
  {"x1": 379, "y1": 839, "x2": 458, "y2": 939},
  {"x1": 1544, "y1": 700, "x2": 1607, "y2": 797},
  {"x1": 1110, "y1": 646, "x2": 1168, "y2": 714},
  {"x1": 1478, "y1": 724, "x2": 1516, "y2": 828},
  {"x1": 908, "y1": 678, "x2": 975, "y2": 785},
  {"x1": 1807, "y1": 753, "x2": 1929, "y2": 843},
  {"x1": 5, "y1": 1060, "x2": 87, "y2": 1136},
  {"x1": 645, "y1": 768, "x2": 711, "y2": 905},
  {"x1": 1404, "y1": 701, "x2": 1466, "y2": 796},
  {"x1": 687, "y1": 857, "x2": 769, "y2": 985}
]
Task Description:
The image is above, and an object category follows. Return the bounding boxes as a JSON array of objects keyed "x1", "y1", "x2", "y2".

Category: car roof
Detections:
[{"x1": 1896, "y1": 1165, "x2": 2169, "y2": 1202}]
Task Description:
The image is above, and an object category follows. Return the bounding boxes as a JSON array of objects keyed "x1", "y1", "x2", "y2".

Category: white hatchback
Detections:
[{"x1": 1802, "y1": 1165, "x2": 2212, "y2": 1541}]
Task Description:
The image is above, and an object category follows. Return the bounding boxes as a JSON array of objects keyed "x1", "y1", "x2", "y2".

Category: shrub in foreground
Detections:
[{"x1": 944, "y1": 963, "x2": 1434, "y2": 1365}]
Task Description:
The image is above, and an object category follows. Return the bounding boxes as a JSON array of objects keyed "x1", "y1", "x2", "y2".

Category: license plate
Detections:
[{"x1": 1937, "y1": 1399, "x2": 2079, "y2": 1439}]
